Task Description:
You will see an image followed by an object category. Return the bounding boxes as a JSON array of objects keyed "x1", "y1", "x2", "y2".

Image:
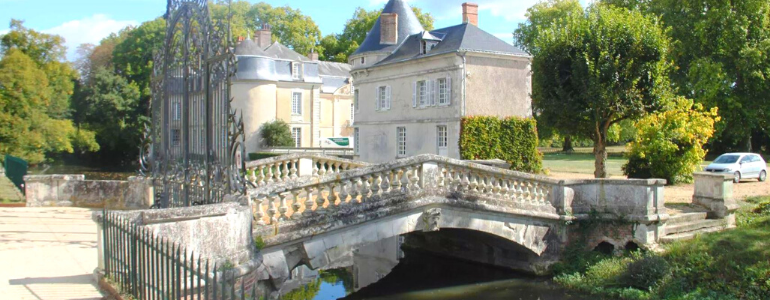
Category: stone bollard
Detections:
[{"x1": 693, "y1": 172, "x2": 738, "y2": 226}]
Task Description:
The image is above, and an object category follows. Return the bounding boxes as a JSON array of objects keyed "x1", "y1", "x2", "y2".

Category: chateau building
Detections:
[
  {"x1": 351, "y1": 1, "x2": 533, "y2": 163},
  {"x1": 231, "y1": 25, "x2": 354, "y2": 154}
]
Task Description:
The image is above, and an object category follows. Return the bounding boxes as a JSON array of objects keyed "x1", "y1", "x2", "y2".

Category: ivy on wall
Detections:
[{"x1": 459, "y1": 116, "x2": 543, "y2": 173}]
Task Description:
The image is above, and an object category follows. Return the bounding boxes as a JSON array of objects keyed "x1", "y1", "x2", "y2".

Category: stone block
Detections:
[{"x1": 692, "y1": 172, "x2": 737, "y2": 218}]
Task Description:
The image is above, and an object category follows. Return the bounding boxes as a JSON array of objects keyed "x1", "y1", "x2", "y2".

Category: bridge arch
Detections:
[{"x1": 258, "y1": 205, "x2": 563, "y2": 285}]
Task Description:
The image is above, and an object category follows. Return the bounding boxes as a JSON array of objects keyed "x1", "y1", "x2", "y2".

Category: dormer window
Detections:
[
  {"x1": 292, "y1": 62, "x2": 301, "y2": 79},
  {"x1": 421, "y1": 41, "x2": 427, "y2": 55}
]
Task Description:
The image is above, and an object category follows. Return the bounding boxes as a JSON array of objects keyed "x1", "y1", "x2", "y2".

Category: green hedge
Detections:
[
  {"x1": 248, "y1": 152, "x2": 282, "y2": 161},
  {"x1": 459, "y1": 116, "x2": 542, "y2": 173}
]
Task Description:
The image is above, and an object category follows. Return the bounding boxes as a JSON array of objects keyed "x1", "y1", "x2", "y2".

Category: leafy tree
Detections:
[
  {"x1": 0, "y1": 49, "x2": 95, "y2": 163},
  {"x1": 112, "y1": 17, "x2": 166, "y2": 101},
  {"x1": 623, "y1": 97, "x2": 720, "y2": 184},
  {"x1": 260, "y1": 120, "x2": 294, "y2": 148},
  {"x1": 75, "y1": 67, "x2": 144, "y2": 163},
  {"x1": 531, "y1": 4, "x2": 671, "y2": 178},
  {"x1": 321, "y1": 6, "x2": 434, "y2": 63},
  {"x1": 514, "y1": 0, "x2": 584, "y2": 151},
  {"x1": 646, "y1": 0, "x2": 770, "y2": 152}
]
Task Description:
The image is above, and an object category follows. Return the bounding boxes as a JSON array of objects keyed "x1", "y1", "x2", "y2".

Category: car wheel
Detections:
[
  {"x1": 734, "y1": 171, "x2": 741, "y2": 183},
  {"x1": 760, "y1": 170, "x2": 767, "y2": 182}
]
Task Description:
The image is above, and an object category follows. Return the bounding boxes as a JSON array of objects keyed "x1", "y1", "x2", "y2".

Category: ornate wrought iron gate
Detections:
[{"x1": 141, "y1": 0, "x2": 245, "y2": 208}]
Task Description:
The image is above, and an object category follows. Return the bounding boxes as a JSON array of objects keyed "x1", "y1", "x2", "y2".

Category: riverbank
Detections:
[{"x1": 553, "y1": 196, "x2": 770, "y2": 299}]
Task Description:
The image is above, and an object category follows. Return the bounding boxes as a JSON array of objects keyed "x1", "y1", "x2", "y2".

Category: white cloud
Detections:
[{"x1": 42, "y1": 14, "x2": 138, "y2": 61}]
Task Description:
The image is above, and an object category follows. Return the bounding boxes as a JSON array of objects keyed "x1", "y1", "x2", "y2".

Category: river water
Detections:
[{"x1": 277, "y1": 237, "x2": 590, "y2": 300}]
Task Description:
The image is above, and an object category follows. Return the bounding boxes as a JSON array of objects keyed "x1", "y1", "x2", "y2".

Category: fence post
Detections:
[{"x1": 130, "y1": 224, "x2": 137, "y2": 297}]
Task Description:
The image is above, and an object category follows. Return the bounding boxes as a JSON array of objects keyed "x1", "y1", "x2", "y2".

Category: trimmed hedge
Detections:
[
  {"x1": 248, "y1": 152, "x2": 282, "y2": 161},
  {"x1": 459, "y1": 116, "x2": 542, "y2": 173}
]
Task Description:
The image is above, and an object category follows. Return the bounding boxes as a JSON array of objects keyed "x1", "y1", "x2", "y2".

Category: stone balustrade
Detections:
[
  {"x1": 250, "y1": 155, "x2": 561, "y2": 226},
  {"x1": 244, "y1": 154, "x2": 368, "y2": 187}
]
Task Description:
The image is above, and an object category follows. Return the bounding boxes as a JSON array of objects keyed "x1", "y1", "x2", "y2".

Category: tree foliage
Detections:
[
  {"x1": 623, "y1": 97, "x2": 720, "y2": 184},
  {"x1": 260, "y1": 120, "x2": 294, "y2": 148},
  {"x1": 514, "y1": 0, "x2": 583, "y2": 55},
  {"x1": 320, "y1": 6, "x2": 434, "y2": 63},
  {"x1": 645, "y1": 0, "x2": 770, "y2": 152},
  {"x1": 531, "y1": 4, "x2": 671, "y2": 178}
]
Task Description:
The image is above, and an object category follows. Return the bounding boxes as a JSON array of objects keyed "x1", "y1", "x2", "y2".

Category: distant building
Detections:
[
  {"x1": 232, "y1": 24, "x2": 354, "y2": 154},
  {"x1": 351, "y1": 1, "x2": 533, "y2": 163}
]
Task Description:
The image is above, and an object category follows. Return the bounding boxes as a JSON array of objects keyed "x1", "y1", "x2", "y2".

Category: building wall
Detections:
[
  {"x1": 231, "y1": 81, "x2": 277, "y2": 154},
  {"x1": 465, "y1": 54, "x2": 532, "y2": 118},
  {"x1": 233, "y1": 80, "x2": 354, "y2": 152},
  {"x1": 353, "y1": 53, "x2": 463, "y2": 163}
]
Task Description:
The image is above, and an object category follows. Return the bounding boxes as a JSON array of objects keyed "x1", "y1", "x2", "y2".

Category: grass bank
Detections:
[{"x1": 554, "y1": 197, "x2": 770, "y2": 299}]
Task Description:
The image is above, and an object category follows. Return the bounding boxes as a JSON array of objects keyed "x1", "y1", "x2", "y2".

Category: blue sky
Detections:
[{"x1": 0, "y1": 0, "x2": 591, "y2": 61}]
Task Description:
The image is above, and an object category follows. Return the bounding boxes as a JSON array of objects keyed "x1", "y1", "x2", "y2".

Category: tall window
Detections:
[
  {"x1": 376, "y1": 86, "x2": 390, "y2": 110},
  {"x1": 292, "y1": 128, "x2": 302, "y2": 147},
  {"x1": 354, "y1": 128, "x2": 360, "y2": 154},
  {"x1": 417, "y1": 80, "x2": 428, "y2": 106},
  {"x1": 354, "y1": 89, "x2": 359, "y2": 110},
  {"x1": 397, "y1": 127, "x2": 406, "y2": 157},
  {"x1": 438, "y1": 78, "x2": 449, "y2": 105},
  {"x1": 292, "y1": 62, "x2": 301, "y2": 79},
  {"x1": 173, "y1": 102, "x2": 181, "y2": 120},
  {"x1": 437, "y1": 125, "x2": 448, "y2": 149},
  {"x1": 350, "y1": 103, "x2": 355, "y2": 124},
  {"x1": 172, "y1": 129, "x2": 181, "y2": 146},
  {"x1": 292, "y1": 92, "x2": 302, "y2": 115}
]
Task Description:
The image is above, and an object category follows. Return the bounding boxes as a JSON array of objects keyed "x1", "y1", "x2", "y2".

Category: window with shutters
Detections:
[
  {"x1": 397, "y1": 127, "x2": 406, "y2": 157},
  {"x1": 350, "y1": 103, "x2": 354, "y2": 124},
  {"x1": 437, "y1": 125, "x2": 448, "y2": 149},
  {"x1": 292, "y1": 92, "x2": 302, "y2": 115},
  {"x1": 417, "y1": 80, "x2": 428, "y2": 107},
  {"x1": 292, "y1": 128, "x2": 302, "y2": 147},
  {"x1": 438, "y1": 78, "x2": 450, "y2": 105},
  {"x1": 376, "y1": 86, "x2": 390, "y2": 111}
]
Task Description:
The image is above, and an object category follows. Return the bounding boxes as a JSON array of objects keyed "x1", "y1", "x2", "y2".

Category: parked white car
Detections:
[{"x1": 704, "y1": 153, "x2": 767, "y2": 183}]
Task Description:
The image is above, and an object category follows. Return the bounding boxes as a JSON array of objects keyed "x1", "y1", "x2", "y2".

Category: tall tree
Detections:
[
  {"x1": 531, "y1": 4, "x2": 671, "y2": 178},
  {"x1": 514, "y1": 0, "x2": 584, "y2": 151},
  {"x1": 112, "y1": 17, "x2": 166, "y2": 101},
  {"x1": 647, "y1": 0, "x2": 770, "y2": 152}
]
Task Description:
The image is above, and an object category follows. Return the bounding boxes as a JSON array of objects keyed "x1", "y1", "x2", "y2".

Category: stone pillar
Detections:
[
  {"x1": 549, "y1": 184, "x2": 573, "y2": 215},
  {"x1": 94, "y1": 213, "x2": 105, "y2": 281},
  {"x1": 297, "y1": 158, "x2": 314, "y2": 177},
  {"x1": 420, "y1": 162, "x2": 439, "y2": 191},
  {"x1": 693, "y1": 172, "x2": 738, "y2": 223}
]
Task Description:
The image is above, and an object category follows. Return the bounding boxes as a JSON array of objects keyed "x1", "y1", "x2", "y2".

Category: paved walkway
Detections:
[{"x1": 0, "y1": 207, "x2": 104, "y2": 300}]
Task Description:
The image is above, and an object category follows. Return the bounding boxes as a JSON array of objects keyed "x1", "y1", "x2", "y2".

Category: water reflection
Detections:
[{"x1": 279, "y1": 237, "x2": 589, "y2": 300}]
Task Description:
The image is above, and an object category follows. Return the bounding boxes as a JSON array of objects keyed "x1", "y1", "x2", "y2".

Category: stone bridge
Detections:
[{"x1": 244, "y1": 154, "x2": 670, "y2": 284}]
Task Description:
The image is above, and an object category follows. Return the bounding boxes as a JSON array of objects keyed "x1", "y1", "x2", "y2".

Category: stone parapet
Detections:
[
  {"x1": 693, "y1": 172, "x2": 738, "y2": 220},
  {"x1": 24, "y1": 175, "x2": 152, "y2": 209}
]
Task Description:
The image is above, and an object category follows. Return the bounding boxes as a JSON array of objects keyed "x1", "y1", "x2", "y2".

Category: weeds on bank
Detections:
[{"x1": 555, "y1": 196, "x2": 770, "y2": 300}]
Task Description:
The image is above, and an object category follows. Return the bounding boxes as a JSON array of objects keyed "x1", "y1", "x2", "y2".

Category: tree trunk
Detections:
[
  {"x1": 562, "y1": 135, "x2": 574, "y2": 152},
  {"x1": 594, "y1": 129, "x2": 608, "y2": 179}
]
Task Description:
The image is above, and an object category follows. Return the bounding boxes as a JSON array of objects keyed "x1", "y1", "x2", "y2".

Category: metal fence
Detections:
[
  {"x1": 102, "y1": 211, "x2": 262, "y2": 299},
  {"x1": 3, "y1": 155, "x2": 27, "y2": 194}
]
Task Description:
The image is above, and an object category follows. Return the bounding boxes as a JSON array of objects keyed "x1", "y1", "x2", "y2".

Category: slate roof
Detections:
[
  {"x1": 234, "y1": 40, "x2": 270, "y2": 56},
  {"x1": 351, "y1": 0, "x2": 425, "y2": 56},
  {"x1": 264, "y1": 42, "x2": 310, "y2": 61},
  {"x1": 374, "y1": 23, "x2": 529, "y2": 67},
  {"x1": 317, "y1": 61, "x2": 352, "y2": 77}
]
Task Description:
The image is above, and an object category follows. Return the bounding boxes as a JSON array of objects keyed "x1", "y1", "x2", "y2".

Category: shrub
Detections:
[
  {"x1": 623, "y1": 254, "x2": 670, "y2": 290},
  {"x1": 459, "y1": 116, "x2": 542, "y2": 173},
  {"x1": 623, "y1": 97, "x2": 719, "y2": 184},
  {"x1": 247, "y1": 152, "x2": 281, "y2": 161},
  {"x1": 260, "y1": 120, "x2": 294, "y2": 148}
]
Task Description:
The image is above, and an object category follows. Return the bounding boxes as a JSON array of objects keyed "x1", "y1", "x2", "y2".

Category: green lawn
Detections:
[{"x1": 541, "y1": 148, "x2": 770, "y2": 176}]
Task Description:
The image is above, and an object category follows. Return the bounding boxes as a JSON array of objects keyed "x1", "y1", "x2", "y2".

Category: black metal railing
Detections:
[
  {"x1": 102, "y1": 211, "x2": 262, "y2": 299},
  {"x1": 3, "y1": 154, "x2": 27, "y2": 194}
]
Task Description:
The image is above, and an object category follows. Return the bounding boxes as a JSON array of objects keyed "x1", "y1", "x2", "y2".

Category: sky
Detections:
[{"x1": 0, "y1": 0, "x2": 591, "y2": 61}]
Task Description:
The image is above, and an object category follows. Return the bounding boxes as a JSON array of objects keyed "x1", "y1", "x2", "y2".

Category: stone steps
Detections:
[
  {"x1": 666, "y1": 212, "x2": 708, "y2": 225},
  {"x1": 660, "y1": 226, "x2": 726, "y2": 243},
  {"x1": 665, "y1": 218, "x2": 727, "y2": 236}
]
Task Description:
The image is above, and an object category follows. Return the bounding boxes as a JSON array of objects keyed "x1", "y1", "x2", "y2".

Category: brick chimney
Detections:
[
  {"x1": 237, "y1": 36, "x2": 245, "y2": 43},
  {"x1": 254, "y1": 23, "x2": 272, "y2": 49},
  {"x1": 308, "y1": 49, "x2": 319, "y2": 61},
  {"x1": 380, "y1": 13, "x2": 398, "y2": 45},
  {"x1": 462, "y1": 3, "x2": 479, "y2": 26}
]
